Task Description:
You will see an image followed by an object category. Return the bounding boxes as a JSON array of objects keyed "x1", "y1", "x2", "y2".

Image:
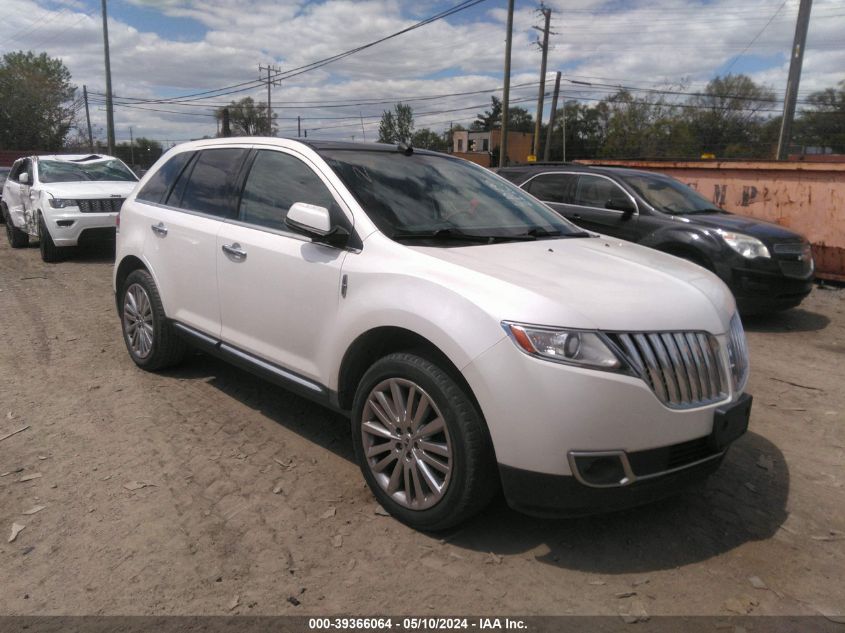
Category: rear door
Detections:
[
  {"x1": 138, "y1": 147, "x2": 249, "y2": 337},
  {"x1": 216, "y1": 147, "x2": 351, "y2": 384}
]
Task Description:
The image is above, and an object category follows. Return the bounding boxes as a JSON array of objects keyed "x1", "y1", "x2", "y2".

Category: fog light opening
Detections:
[
  {"x1": 56, "y1": 220, "x2": 75, "y2": 228},
  {"x1": 574, "y1": 454, "x2": 629, "y2": 486}
]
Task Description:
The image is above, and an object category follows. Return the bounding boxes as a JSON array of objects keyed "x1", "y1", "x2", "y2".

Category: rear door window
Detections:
[
  {"x1": 136, "y1": 151, "x2": 194, "y2": 204},
  {"x1": 238, "y1": 150, "x2": 337, "y2": 231},
  {"x1": 526, "y1": 173, "x2": 578, "y2": 204},
  {"x1": 177, "y1": 148, "x2": 248, "y2": 218}
]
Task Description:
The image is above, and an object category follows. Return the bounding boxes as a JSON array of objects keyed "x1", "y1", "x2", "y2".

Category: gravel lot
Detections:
[{"x1": 1, "y1": 239, "x2": 843, "y2": 618}]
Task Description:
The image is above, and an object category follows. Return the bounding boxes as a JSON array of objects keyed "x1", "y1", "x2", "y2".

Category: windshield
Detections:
[
  {"x1": 320, "y1": 149, "x2": 587, "y2": 244},
  {"x1": 38, "y1": 159, "x2": 137, "y2": 184},
  {"x1": 620, "y1": 173, "x2": 723, "y2": 215}
]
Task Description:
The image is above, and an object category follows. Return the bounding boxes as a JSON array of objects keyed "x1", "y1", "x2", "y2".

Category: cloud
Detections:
[{"x1": 1, "y1": 0, "x2": 841, "y2": 145}]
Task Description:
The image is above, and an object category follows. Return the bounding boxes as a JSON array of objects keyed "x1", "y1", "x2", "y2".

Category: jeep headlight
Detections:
[
  {"x1": 503, "y1": 322, "x2": 622, "y2": 370},
  {"x1": 49, "y1": 198, "x2": 77, "y2": 209},
  {"x1": 719, "y1": 231, "x2": 770, "y2": 259}
]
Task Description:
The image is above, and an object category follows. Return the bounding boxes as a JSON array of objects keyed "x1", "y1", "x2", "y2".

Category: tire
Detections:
[
  {"x1": 3, "y1": 206, "x2": 28, "y2": 248},
  {"x1": 38, "y1": 214, "x2": 64, "y2": 262},
  {"x1": 351, "y1": 352, "x2": 497, "y2": 531},
  {"x1": 119, "y1": 269, "x2": 187, "y2": 371}
]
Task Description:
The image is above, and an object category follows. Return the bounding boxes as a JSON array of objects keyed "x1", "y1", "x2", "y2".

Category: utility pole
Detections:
[
  {"x1": 82, "y1": 85, "x2": 94, "y2": 152},
  {"x1": 360, "y1": 112, "x2": 366, "y2": 142},
  {"x1": 776, "y1": 0, "x2": 813, "y2": 160},
  {"x1": 101, "y1": 0, "x2": 115, "y2": 155},
  {"x1": 258, "y1": 64, "x2": 282, "y2": 136},
  {"x1": 543, "y1": 71, "x2": 561, "y2": 162},
  {"x1": 499, "y1": 0, "x2": 515, "y2": 168},
  {"x1": 562, "y1": 98, "x2": 567, "y2": 162},
  {"x1": 129, "y1": 126, "x2": 135, "y2": 168},
  {"x1": 297, "y1": 115, "x2": 301, "y2": 138},
  {"x1": 531, "y1": 6, "x2": 552, "y2": 161},
  {"x1": 222, "y1": 108, "x2": 231, "y2": 137}
]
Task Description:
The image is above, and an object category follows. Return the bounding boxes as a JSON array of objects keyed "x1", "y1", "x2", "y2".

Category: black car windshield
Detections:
[
  {"x1": 320, "y1": 148, "x2": 587, "y2": 243},
  {"x1": 38, "y1": 159, "x2": 137, "y2": 183},
  {"x1": 620, "y1": 173, "x2": 723, "y2": 215}
]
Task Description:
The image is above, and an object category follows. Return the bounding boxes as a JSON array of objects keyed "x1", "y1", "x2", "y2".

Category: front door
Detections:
[{"x1": 217, "y1": 148, "x2": 351, "y2": 384}]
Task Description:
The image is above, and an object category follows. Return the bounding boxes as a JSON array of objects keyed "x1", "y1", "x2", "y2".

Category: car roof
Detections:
[
  {"x1": 496, "y1": 163, "x2": 671, "y2": 181},
  {"x1": 166, "y1": 136, "x2": 445, "y2": 157},
  {"x1": 35, "y1": 154, "x2": 120, "y2": 162}
]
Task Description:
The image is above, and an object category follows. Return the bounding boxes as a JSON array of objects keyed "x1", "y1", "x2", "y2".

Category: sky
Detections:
[{"x1": 0, "y1": 0, "x2": 842, "y2": 146}]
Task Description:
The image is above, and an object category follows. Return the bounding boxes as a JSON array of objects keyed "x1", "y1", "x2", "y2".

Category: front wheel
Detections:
[
  {"x1": 351, "y1": 352, "x2": 497, "y2": 531},
  {"x1": 120, "y1": 269, "x2": 186, "y2": 371},
  {"x1": 38, "y1": 214, "x2": 65, "y2": 262}
]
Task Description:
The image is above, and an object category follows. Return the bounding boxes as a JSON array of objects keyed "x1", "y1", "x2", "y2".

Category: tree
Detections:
[
  {"x1": 215, "y1": 97, "x2": 276, "y2": 136},
  {"x1": 471, "y1": 96, "x2": 534, "y2": 132},
  {"x1": 411, "y1": 128, "x2": 447, "y2": 151},
  {"x1": 0, "y1": 51, "x2": 77, "y2": 150},
  {"x1": 378, "y1": 102, "x2": 414, "y2": 144},
  {"x1": 794, "y1": 80, "x2": 845, "y2": 153},
  {"x1": 112, "y1": 137, "x2": 163, "y2": 169},
  {"x1": 684, "y1": 74, "x2": 776, "y2": 158}
]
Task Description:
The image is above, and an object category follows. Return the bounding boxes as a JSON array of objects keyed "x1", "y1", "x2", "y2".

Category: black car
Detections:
[{"x1": 496, "y1": 164, "x2": 815, "y2": 314}]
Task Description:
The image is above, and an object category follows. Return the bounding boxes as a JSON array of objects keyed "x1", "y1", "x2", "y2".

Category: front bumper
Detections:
[
  {"x1": 462, "y1": 334, "x2": 749, "y2": 515},
  {"x1": 722, "y1": 258, "x2": 813, "y2": 313},
  {"x1": 500, "y1": 452, "x2": 724, "y2": 517},
  {"x1": 45, "y1": 210, "x2": 117, "y2": 246}
]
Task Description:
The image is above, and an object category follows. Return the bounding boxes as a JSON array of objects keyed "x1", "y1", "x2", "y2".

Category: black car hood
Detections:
[{"x1": 677, "y1": 212, "x2": 804, "y2": 243}]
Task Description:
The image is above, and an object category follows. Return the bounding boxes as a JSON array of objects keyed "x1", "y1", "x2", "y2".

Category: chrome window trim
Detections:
[{"x1": 520, "y1": 170, "x2": 639, "y2": 216}]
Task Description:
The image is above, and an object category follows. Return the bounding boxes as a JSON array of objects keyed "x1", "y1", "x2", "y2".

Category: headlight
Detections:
[
  {"x1": 503, "y1": 322, "x2": 622, "y2": 370},
  {"x1": 49, "y1": 198, "x2": 77, "y2": 208},
  {"x1": 719, "y1": 231, "x2": 770, "y2": 259}
]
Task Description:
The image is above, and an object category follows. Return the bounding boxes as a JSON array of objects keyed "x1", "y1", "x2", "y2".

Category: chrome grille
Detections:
[
  {"x1": 727, "y1": 313, "x2": 749, "y2": 393},
  {"x1": 608, "y1": 330, "x2": 726, "y2": 408},
  {"x1": 77, "y1": 198, "x2": 124, "y2": 213}
]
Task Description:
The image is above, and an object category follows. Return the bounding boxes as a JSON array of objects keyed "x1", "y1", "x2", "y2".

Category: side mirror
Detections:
[
  {"x1": 285, "y1": 202, "x2": 350, "y2": 247},
  {"x1": 19, "y1": 173, "x2": 30, "y2": 185},
  {"x1": 606, "y1": 197, "x2": 636, "y2": 220}
]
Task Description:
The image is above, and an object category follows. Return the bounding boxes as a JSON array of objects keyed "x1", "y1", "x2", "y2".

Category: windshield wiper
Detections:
[
  {"x1": 511, "y1": 227, "x2": 593, "y2": 239},
  {"x1": 391, "y1": 228, "x2": 497, "y2": 243}
]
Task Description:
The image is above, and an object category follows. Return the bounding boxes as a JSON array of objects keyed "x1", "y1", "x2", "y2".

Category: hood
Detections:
[
  {"x1": 411, "y1": 236, "x2": 734, "y2": 334},
  {"x1": 38, "y1": 181, "x2": 138, "y2": 199},
  {"x1": 677, "y1": 212, "x2": 804, "y2": 243}
]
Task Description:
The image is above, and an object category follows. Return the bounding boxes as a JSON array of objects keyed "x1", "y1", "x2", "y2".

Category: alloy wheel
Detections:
[
  {"x1": 361, "y1": 378, "x2": 453, "y2": 510},
  {"x1": 123, "y1": 283, "x2": 154, "y2": 359}
]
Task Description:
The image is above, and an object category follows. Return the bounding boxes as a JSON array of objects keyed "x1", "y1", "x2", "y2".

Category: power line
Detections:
[{"x1": 111, "y1": 0, "x2": 490, "y2": 106}]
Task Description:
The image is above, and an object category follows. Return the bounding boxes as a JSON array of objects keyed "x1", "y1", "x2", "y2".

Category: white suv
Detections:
[
  {"x1": 114, "y1": 138, "x2": 752, "y2": 530},
  {"x1": 2, "y1": 154, "x2": 138, "y2": 261}
]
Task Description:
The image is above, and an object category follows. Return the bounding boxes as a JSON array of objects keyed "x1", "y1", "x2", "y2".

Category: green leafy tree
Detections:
[
  {"x1": 683, "y1": 74, "x2": 776, "y2": 158},
  {"x1": 794, "y1": 80, "x2": 845, "y2": 153},
  {"x1": 0, "y1": 51, "x2": 77, "y2": 150},
  {"x1": 411, "y1": 128, "x2": 447, "y2": 151},
  {"x1": 215, "y1": 97, "x2": 276, "y2": 136},
  {"x1": 471, "y1": 96, "x2": 534, "y2": 133},
  {"x1": 378, "y1": 102, "x2": 414, "y2": 144}
]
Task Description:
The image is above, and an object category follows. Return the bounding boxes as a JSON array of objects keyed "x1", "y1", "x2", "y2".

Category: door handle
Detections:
[
  {"x1": 151, "y1": 222, "x2": 168, "y2": 237},
  {"x1": 222, "y1": 242, "x2": 247, "y2": 261}
]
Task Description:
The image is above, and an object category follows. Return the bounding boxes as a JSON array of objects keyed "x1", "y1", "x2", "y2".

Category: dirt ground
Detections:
[{"x1": 1, "y1": 239, "x2": 843, "y2": 618}]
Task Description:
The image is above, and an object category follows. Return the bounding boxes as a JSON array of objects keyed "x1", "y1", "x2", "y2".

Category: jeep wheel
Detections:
[
  {"x1": 351, "y1": 352, "x2": 497, "y2": 531},
  {"x1": 38, "y1": 214, "x2": 64, "y2": 262},
  {"x1": 120, "y1": 269, "x2": 186, "y2": 371},
  {"x1": 3, "y1": 206, "x2": 28, "y2": 248}
]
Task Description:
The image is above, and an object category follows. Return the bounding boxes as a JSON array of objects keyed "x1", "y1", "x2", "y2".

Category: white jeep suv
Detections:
[
  {"x1": 2, "y1": 154, "x2": 138, "y2": 261},
  {"x1": 114, "y1": 138, "x2": 752, "y2": 530}
]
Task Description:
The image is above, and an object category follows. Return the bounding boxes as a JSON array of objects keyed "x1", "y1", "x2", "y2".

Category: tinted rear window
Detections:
[
  {"x1": 177, "y1": 148, "x2": 248, "y2": 218},
  {"x1": 136, "y1": 151, "x2": 194, "y2": 204}
]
